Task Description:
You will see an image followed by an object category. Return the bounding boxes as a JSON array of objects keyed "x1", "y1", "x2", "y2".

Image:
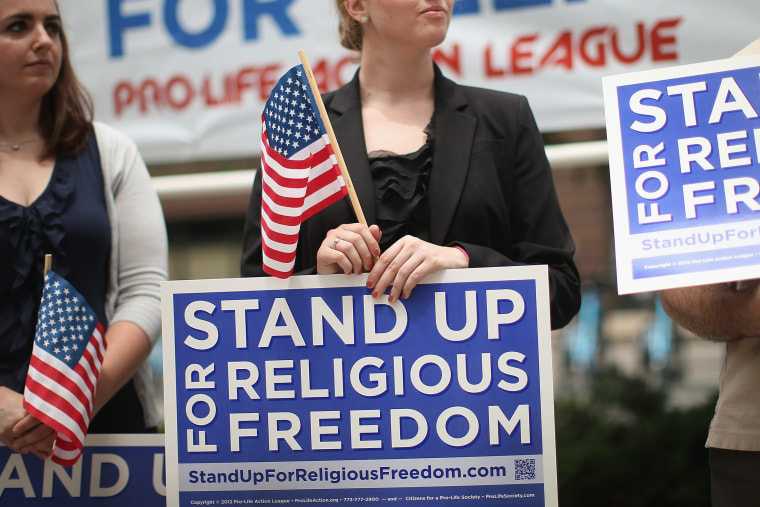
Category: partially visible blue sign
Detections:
[
  {"x1": 604, "y1": 54, "x2": 760, "y2": 293},
  {"x1": 0, "y1": 434, "x2": 165, "y2": 506},
  {"x1": 160, "y1": 266, "x2": 556, "y2": 506}
]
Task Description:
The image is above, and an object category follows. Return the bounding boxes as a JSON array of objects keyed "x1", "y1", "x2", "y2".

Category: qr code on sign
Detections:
[{"x1": 514, "y1": 458, "x2": 536, "y2": 480}]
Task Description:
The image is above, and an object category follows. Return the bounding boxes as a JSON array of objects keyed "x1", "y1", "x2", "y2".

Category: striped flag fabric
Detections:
[
  {"x1": 260, "y1": 64, "x2": 348, "y2": 278},
  {"x1": 23, "y1": 270, "x2": 106, "y2": 466}
]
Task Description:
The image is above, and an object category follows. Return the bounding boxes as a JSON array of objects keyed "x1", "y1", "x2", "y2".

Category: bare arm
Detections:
[
  {"x1": 92, "y1": 321, "x2": 153, "y2": 415},
  {"x1": 659, "y1": 280, "x2": 760, "y2": 341},
  {"x1": 663, "y1": 41, "x2": 760, "y2": 341}
]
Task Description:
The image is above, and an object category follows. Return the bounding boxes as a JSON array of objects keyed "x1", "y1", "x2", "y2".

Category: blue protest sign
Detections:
[
  {"x1": 604, "y1": 54, "x2": 760, "y2": 293},
  {"x1": 0, "y1": 434, "x2": 165, "y2": 505},
  {"x1": 160, "y1": 266, "x2": 556, "y2": 506}
]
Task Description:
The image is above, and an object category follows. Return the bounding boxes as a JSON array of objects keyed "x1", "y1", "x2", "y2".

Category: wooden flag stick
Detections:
[
  {"x1": 43, "y1": 254, "x2": 52, "y2": 277},
  {"x1": 298, "y1": 49, "x2": 368, "y2": 228}
]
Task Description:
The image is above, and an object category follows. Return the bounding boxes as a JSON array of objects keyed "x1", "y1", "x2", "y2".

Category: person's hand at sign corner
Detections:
[
  {"x1": 0, "y1": 387, "x2": 26, "y2": 448},
  {"x1": 11, "y1": 414, "x2": 55, "y2": 461},
  {"x1": 366, "y1": 236, "x2": 469, "y2": 303},
  {"x1": 0, "y1": 386, "x2": 54, "y2": 460}
]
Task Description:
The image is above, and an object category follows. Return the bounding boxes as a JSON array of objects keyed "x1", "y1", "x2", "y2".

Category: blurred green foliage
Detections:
[{"x1": 555, "y1": 367, "x2": 717, "y2": 506}]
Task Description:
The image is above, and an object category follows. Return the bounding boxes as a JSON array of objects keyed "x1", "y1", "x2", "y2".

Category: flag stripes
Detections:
[
  {"x1": 23, "y1": 271, "x2": 107, "y2": 467},
  {"x1": 259, "y1": 63, "x2": 348, "y2": 278}
]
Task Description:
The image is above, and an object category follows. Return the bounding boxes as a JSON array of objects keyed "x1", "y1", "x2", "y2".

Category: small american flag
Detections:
[
  {"x1": 260, "y1": 63, "x2": 348, "y2": 278},
  {"x1": 23, "y1": 270, "x2": 106, "y2": 466}
]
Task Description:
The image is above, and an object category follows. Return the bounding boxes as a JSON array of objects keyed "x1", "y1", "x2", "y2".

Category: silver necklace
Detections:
[{"x1": 0, "y1": 137, "x2": 39, "y2": 151}]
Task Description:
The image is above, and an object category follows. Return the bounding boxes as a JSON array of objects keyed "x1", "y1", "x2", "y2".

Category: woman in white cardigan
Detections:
[{"x1": 0, "y1": 0, "x2": 167, "y2": 459}]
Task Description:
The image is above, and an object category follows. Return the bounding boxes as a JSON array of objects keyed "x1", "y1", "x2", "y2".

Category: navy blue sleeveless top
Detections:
[{"x1": 0, "y1": 130, "x2": 111, "y2": 392}]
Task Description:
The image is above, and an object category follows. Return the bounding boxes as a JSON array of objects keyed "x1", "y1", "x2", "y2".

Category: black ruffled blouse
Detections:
[{"x1": 369, "y1": 130, "x2": 434, "y2": 251}]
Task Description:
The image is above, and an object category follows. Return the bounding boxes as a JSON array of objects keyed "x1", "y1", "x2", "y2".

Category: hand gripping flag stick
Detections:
[{"x1": 259, "y1": 51, "x2": 370, "y2": 277}]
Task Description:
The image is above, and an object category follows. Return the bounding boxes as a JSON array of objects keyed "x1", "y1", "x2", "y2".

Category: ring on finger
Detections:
[{"x1": 332, "y1": 237, "x2": 342, "y2": 250}]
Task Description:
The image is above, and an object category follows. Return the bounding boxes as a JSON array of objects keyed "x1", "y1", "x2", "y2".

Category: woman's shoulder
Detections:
[
  {"x1": 435, "y1": 67, "x2": 529, "y2": 114},
  {"x1": 92, "y1": 121, "x2": 142, "y2": 170},
  {"x1": 92, "y1": 121, "x2": 138, "y2": 149},
  {"x1": 321, "y1": 71, "x2": 360, "y2": 112},
  {"x1": 91, "y1": 121, "x2": 147, "y2": 186},
  {"x1": 455, "y1": 81, "x2": 528, "y2": 110}
]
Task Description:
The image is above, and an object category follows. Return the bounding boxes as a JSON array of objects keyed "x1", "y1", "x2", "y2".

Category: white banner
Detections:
[{"x1": 59, "y1": 0, "x2": 758, "y2": 164}]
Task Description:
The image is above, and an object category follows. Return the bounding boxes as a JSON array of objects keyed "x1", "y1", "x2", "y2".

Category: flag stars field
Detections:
[{"x1": 35, "y1": 280, "x2": 99, "y2": 368}]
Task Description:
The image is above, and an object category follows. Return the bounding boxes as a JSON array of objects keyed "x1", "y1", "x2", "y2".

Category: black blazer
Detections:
[{"x1": 242, "y1": 66, "x2": 581, "y2": 329}]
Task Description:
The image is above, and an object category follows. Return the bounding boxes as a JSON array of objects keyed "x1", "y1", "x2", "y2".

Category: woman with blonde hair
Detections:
[{"x1": 242, "y1": 0, "x2": 581, "y2": 329}]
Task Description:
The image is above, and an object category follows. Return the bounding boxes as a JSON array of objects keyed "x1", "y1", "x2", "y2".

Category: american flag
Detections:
[
  {"x1": 260, "y1": 64, "x2": 348, "y2": 278},
  {"x1": 23, "y1": 270, "x2": 106, "y2": 466}
]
